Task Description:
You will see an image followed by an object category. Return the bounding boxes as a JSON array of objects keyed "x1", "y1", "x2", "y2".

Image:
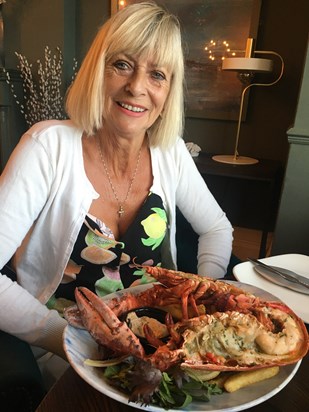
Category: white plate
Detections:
[
  {"x1": 63, "y1": 283, "x2": 301, "y2": 412},
  {"x1": 233, "y1": 254, "x2": 309, "y2": 323}
]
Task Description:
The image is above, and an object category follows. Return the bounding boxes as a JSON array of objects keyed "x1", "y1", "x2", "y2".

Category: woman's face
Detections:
[{"x1": 103, "y1": 53, "x2": 172, "y2": 139}]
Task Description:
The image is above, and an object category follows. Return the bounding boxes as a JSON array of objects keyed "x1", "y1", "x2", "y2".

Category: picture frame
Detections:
[{"x1": 111, "y1": 0, "x2": 262, "y2": 121}]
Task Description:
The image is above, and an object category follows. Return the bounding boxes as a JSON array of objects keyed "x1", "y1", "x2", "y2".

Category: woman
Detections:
[{"x1": 0, "y1": 2, "x2": 232, "y2": 361}]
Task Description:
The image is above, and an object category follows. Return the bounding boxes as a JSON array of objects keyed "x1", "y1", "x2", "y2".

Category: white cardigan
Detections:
[{"x1": 0, "y1": 120, "x2": 233, "y2": 357}]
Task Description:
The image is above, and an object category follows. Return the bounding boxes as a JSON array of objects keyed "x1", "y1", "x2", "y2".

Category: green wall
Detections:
[{"x1": 272, "y1": 42, "x2": 309, "y2": 255}]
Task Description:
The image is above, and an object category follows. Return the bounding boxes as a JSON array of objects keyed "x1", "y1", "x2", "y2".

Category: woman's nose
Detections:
[{"x1": 125, "y1": 71, "x2": 147, "y2": 96}]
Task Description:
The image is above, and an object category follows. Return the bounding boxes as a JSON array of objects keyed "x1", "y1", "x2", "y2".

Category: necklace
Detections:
[{"x1": 97, "y1": 137, "x2": 142, "y2": 218}]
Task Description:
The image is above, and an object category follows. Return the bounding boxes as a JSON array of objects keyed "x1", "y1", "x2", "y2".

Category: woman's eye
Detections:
[
  {"x1": 113, "y1": 60, "x2": 131, "y2": 71},
  {"x1": 152, "y1": 71, "x2": 166, "y2": 81}
]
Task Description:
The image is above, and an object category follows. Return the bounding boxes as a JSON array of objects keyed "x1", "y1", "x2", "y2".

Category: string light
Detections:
[{"x1": 204, "y1": 40, "x2": 237, "y2": 61}]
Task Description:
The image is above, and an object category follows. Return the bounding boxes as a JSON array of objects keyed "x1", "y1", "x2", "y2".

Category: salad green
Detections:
[{"x1": 102, "y1": 357, "x2": 223, "y2": 409}]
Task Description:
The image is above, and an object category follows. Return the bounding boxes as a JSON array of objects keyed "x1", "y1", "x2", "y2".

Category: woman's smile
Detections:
[{"x1": 117, "y1": 101, "x2": 147, "y2": 114}]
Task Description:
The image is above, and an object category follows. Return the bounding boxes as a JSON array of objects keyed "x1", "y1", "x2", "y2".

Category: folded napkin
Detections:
[{"x1": 185, "y1": 142, "x2": 201, "y2": 157}]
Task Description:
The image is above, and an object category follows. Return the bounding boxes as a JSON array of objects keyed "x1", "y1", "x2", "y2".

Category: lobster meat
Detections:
[{"x1": 64, "y1": 266, "x2": 309, "y2": 372}]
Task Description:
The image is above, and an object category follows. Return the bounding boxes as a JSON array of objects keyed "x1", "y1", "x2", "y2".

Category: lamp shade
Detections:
[{"x1": 222, "y1": 57, "x2": 273, "y2": 72}]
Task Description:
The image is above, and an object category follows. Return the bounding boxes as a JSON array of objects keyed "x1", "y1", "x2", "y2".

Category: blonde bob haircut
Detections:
[{"x1": 65, "y1": 2, "x2": 185, "y2": 149}]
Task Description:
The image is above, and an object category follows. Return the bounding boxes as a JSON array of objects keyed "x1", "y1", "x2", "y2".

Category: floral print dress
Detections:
[{"x1": 48, "y1": 192, "x2": 167, "y2": 312}]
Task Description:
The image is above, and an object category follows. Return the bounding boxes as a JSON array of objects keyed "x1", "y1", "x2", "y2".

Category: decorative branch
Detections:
[{"x1": 5, "y1": 46, "x2": 78, "y2": 127}]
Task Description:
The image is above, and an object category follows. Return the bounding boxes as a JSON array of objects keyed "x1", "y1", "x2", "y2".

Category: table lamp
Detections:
[{"x1": 212, "y1": 38, "x2": 284, "y2": 165}]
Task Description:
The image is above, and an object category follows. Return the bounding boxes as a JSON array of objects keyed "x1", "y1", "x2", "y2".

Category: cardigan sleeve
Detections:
[
  {"x1": 0, "y1": 129, "x2": 67, "y2": 357},
  {"x1": 0, "y1": 275, "x2": 67, "y2": 358},
  {"x1": 0, "y1": 131, "x2": 54, "y2": 268},
  {"x1": 174, "y1": 140, "x2": 233, "y2": 278}
]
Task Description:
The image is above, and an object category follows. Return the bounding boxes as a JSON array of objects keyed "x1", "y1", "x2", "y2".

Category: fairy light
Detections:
[{"x1": 204, "y1": 40, "x2": 237, "y2": 62}]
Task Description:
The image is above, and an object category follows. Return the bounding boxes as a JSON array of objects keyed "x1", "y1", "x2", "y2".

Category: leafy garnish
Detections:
[
  {"x1": 154, "y1": 371, "x2": 223, "y2": 408},
  {"x1": 103, "y1": 358, "x2": 223, "y2": 409}
]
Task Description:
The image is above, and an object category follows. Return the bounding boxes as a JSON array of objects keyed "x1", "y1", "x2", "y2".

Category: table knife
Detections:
[{"x1": 248, "y1": 258, "x2": 309, "y2": 292}]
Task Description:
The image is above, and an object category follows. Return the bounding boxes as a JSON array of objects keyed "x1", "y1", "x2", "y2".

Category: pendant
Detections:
[{"x1": 118, "y1": 205, "x2": 125, "y2": 217}]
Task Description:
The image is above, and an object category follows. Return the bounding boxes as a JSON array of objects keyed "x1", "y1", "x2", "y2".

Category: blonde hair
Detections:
[{"x1": 65, "y1": 2, "x2": 184, "y2": 148}]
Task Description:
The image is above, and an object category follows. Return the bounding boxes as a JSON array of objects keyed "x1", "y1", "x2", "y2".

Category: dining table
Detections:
[{"x1": 36, "y1": 340, "x2": 309, "y2": 412}]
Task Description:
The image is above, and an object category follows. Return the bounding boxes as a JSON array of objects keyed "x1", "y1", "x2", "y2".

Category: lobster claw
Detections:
[{"x1": 74, "y1": 287, "x2": 146, "y2": 359}]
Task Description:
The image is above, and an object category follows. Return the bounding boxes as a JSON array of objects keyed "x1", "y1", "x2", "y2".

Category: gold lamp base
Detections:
[{"x1": 212, "y1": 154, "x2": 259, "y2": 165}]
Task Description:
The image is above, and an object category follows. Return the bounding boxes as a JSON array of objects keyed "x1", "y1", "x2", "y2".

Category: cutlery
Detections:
[{"x1": 248, "y1": 258, "x2": 309, "y2": 291}]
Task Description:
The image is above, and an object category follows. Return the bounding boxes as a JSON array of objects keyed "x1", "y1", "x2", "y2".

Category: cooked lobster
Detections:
[{"x1": 64, "y1": 266, "x2": 309, "y2": 372}]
